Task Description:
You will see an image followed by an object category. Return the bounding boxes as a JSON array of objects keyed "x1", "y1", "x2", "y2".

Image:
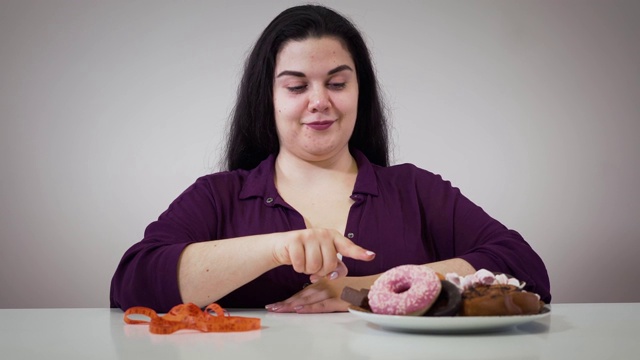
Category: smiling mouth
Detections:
[{"x1": 305, "y1": 121, "x2": 335, "y2": 131}]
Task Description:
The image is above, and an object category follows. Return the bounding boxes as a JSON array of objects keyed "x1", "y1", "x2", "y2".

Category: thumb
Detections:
[
  {"x1": 309, "y1": 258, "x2": 349, "y2": 283},
  {"x1": 332, "y1": 258, "x2": 349, "y2": 278}
]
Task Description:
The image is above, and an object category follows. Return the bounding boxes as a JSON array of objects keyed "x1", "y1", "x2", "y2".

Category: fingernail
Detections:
[
  {"x1": 328, "y1": 271, "x2": 338, "y2": 280},
  {"x1": 265, "y1": 304, "x2": 280, "y2": 311},
  {"x1": 294, "y1": 305, "x2": 303, "y2": 311},
  {"x1": 365, "y1": 250, "x2": 375, "y2": 256}
]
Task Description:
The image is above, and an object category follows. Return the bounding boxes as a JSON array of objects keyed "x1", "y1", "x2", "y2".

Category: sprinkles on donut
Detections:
[{"x1": 368, "y1": 265, "x2": 442, "y2": 316}]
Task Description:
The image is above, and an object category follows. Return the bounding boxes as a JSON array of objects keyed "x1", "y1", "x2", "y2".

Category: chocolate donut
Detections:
[
  {"x1": 423, "y1": 280, "x2": 462, "y2": 317},
  {"x1": 340, "y1": 287, "x2": 371, "y2": 311}
]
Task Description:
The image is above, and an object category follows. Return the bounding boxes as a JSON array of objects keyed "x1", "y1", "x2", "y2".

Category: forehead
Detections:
[{"x1": 275, "y1": 36, "x2": 354, "y2": 71}]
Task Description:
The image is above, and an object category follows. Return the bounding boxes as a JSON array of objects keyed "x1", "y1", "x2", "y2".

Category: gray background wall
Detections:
[{"x1": 1, "y1": 0, "x2": 638, "y2": 308}]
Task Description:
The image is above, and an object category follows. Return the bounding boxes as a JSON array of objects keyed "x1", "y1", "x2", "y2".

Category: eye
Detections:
[
  {"x1": 286, "y1": 85, "x2": 307, "y2": 94},
  {"x1": 327, "y1": 82, "x2": 346, "y2": 90}
]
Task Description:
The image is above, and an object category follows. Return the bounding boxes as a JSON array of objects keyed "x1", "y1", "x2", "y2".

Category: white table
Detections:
[{"x1": 1, "y1": 303, "x2": 638, "y2": 359}]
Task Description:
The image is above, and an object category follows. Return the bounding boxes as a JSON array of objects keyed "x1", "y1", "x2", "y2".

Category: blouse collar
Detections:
[{"x1": 239, "y1": 149, "x2": 380, "y2": 203}]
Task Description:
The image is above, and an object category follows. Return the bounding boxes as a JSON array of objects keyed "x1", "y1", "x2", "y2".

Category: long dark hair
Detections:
[{"x1": 224, "y1": 5, "x2": 389, "y2": 170}]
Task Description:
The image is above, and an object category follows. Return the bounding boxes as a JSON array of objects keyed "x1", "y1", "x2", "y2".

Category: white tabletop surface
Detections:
[{"x1": 1, "y1": 303, "x2": 638, "y2": 359}]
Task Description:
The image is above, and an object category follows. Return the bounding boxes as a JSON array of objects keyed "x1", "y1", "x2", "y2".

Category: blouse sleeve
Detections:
[
  {"x1": 109, "y1": 177, "x2": 218, "y2": 312},
  {"x1": 418, "y1": 169, "x2": 552, "y2": 303}
]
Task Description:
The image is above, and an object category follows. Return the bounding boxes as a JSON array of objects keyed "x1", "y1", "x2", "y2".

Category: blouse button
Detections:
[
  {"x1": 347, "y1": 232, "x2": 355, "y2": 239},
  {"x1": 265, "y1": 197, "x2": 274, "y2": 204}
]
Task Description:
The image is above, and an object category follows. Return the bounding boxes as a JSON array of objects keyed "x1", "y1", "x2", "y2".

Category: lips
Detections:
[{"x1": 305, "y1": 120, "x2": 335, "y2": 131}]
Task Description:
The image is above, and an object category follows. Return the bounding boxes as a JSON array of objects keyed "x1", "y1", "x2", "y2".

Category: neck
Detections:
[{"x1": 274, "y1": 147, "x2": 357, "y2": 185}]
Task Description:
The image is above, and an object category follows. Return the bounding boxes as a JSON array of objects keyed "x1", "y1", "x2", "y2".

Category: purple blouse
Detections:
[{"x1": 110, "y1": 150, "x2": 551, "y2": 311}]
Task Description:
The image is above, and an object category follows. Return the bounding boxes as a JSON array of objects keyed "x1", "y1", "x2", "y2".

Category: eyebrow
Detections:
[{"x1": 276, "y1": 64, "x2": 353, "y2": 78}]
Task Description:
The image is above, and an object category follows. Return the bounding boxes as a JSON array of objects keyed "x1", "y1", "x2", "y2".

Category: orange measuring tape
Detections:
[{"x1": 124, "y1": 303, "x2": 261, "y2": 334}]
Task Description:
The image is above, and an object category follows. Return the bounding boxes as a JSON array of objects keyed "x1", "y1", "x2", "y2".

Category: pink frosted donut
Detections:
[{"x1": 368, "y1": 265, "x2": 442, "y2": 316}]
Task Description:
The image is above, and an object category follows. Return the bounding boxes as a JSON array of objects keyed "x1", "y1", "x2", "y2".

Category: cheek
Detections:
[
  {"x1": 273, "y1": 94, "x2": 282, "y2": 114},
  {"x1": 274, "y1": 95, "x2": 296, "y2": 116},
  {"x1": 335, "y1": 93, "x2": 359, "y2": 117}
]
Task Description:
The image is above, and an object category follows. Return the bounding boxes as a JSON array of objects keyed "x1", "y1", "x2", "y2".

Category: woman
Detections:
[{"x1": 110, "y1": 5, "x2": 551, "y2": 313}]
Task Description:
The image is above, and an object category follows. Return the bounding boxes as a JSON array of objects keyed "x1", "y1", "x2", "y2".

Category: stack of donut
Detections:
[{"x1": 341, "y1": 265, "x2": 544, "y2": 317}]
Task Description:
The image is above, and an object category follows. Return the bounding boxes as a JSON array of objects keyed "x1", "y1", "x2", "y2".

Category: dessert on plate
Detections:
[{"x1": 341, "y1": 266, "x2": 545, "y2": 317}]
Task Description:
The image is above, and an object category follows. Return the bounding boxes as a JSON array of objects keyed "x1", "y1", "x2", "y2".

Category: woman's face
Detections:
[{"x1": 273, "y1": 36, "x2": 358, "y2": 162}]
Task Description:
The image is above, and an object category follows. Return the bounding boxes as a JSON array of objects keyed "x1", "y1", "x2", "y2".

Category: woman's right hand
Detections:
[{"x1": 271, "y1": 228, "x2": 375, "y2": 282}]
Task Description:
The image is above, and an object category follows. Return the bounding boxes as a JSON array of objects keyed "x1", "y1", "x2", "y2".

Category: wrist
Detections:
[{"x1": 269, "y1": 230, "x2": 297, "y2": 268}]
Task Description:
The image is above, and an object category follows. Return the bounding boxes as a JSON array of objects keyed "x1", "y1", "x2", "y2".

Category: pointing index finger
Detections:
[{"x1": 333, "y1": 236, "x2": 375, "y2": 261}]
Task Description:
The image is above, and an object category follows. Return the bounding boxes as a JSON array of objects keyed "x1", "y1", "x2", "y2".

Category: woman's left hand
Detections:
[{"x1": 265, "y1": 275, "x2": 377, "y2": 313}]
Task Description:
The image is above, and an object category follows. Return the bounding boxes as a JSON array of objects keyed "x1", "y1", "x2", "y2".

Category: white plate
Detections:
[{"x1": 348, "y1": 306, "x2": 551, "y2": 333}]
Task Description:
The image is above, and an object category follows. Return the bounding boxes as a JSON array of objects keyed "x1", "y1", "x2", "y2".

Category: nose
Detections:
[{"x1": 308, "y1": 88, "x2": 330, "y2": 113}]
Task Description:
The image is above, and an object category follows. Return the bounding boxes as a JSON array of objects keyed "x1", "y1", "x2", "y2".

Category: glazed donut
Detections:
[
  {"x1": 460, "y1": 284, "x2": 544, "y2": 316},
  {"x1": 368, "y1": 265, "x2": 442, "y2": 316}
]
